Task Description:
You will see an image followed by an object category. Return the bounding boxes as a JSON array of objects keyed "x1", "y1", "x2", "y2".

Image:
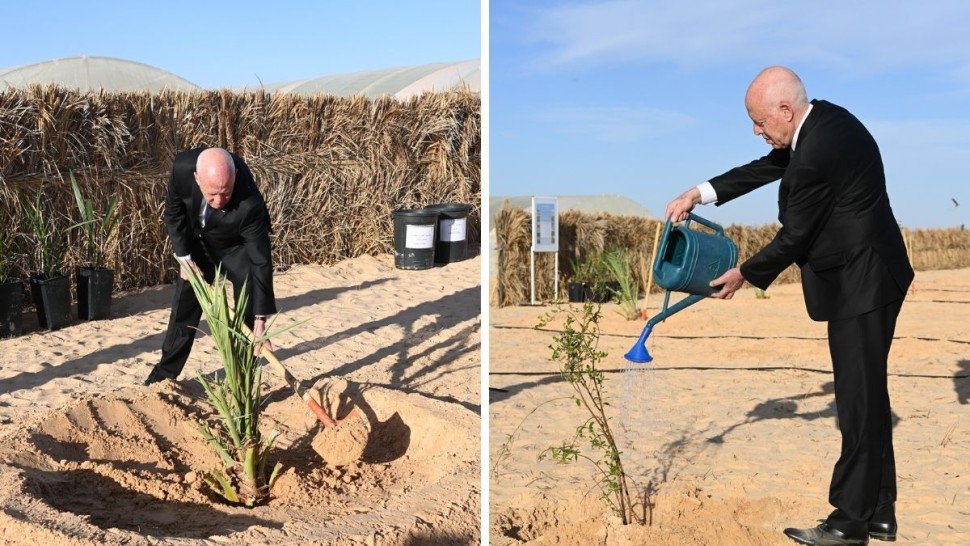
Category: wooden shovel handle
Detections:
[
  {"x1": 254, "y1": 341, "x2": 301, "y2": 393},
  {"x1": 247, "y1": 331, "x2": 338, "y2": 427}
]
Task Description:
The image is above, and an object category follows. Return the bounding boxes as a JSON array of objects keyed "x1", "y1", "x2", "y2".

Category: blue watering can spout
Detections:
[
  {"x1": 624, "y1": 326, "x2": 654, "y2": 363},
  {"x1": 624, "y1": 293, "x2": 705, "y2": 363},
  {"x1": 624, "y1": 212, "x2": 737, "y2": 364}
]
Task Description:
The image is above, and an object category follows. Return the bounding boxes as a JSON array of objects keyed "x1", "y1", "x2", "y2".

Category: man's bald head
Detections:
[
  {"x1": 195, "y1": 148, "x2": 236, "y2": 210},
  {"x1": 746, "y1": 66, "x2": 808, "y2": 111},
  {"x1": 744, "y1": 66, "x2": 810, "y2": 150}
]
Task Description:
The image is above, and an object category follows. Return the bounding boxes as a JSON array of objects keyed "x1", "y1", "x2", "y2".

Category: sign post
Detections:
[{"x1": 530, "y1": 196, "x2": 559, "y2": 305}]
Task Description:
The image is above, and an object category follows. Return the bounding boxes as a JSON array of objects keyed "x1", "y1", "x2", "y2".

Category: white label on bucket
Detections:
[
  {"x1": 439, "y1": 218, "x2": 466, "y2": 242},
  {"x1": 405, "y1": 224, "x2": 435, "y2": 249}
]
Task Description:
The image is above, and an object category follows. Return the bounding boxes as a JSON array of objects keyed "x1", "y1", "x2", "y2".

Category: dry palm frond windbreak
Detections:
[
  {"x1": 0, "y1": 85, "x2": 480, "y2": 293},
  {"x1": 493, "y1": 203, "x2": 970, "y2": 307}
]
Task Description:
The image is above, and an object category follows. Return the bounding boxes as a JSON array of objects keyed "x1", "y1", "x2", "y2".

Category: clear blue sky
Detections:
[
  {"x1": 0, "y1": 1, "x2": 480, "y2": 88},
  {"x1": 489, "y1": 0, "x2": 970, "y2": 228}
]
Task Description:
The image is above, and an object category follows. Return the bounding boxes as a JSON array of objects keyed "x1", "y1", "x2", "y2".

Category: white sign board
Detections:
[
  {"x1": 531, "y1": 197, "x2": 559, "y2": 252},
  {"x1": 530, "y1": 196, "x2": 559, "y2": 304}
]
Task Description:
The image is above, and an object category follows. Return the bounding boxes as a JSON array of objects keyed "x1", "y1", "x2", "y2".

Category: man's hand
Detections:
[
  {"x1": 665, "y1": 188, "x2": 701, "y2": 222},
  {"x1": 178, "y1": 257, "x2": 203, "y2": 281},
  {"x1": 252, "y1": 317, "x2": 274, "y2": 355},
  {"x1": 709, "y1": 267, "x2": 746, "y2": 300}
]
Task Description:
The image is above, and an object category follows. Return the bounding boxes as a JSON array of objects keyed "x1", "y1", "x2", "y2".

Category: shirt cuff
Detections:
[
  {"x1": 176, "y1": 254, "x2": 192, "y2": 262},
  {"x1": 696, "y1": 182, "x2": 718, "y2": 205}
]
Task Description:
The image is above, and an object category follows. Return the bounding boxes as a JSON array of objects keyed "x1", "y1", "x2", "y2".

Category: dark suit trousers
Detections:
[
  {"x1": 825, "y1": 298, "x2": 903, "y2": 534},
  {"x1": 152, "y1": 255, "x2": 254, "y2": 380}
]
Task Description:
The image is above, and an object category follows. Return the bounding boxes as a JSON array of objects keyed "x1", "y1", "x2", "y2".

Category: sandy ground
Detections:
[
  {"x1": 489, "y1": 268, "x2": 970, "y2": 545},
  {"x1": 0, "y1": 253, "x2": 481, "y2": 546}
]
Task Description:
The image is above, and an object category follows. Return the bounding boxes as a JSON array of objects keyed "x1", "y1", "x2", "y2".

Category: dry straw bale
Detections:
[
  {"x1": 0, "y1": 85, "x2": 480, "y2": 296},
  {"x1": 493, "y1": 203, "x2": 532, "y2": 307},
  {"x1": 902, "y1": 227, "x2": 970, "y2": 271},
  {"x1": 493, "y1": 207, "x2": 970, "y2": 307}
]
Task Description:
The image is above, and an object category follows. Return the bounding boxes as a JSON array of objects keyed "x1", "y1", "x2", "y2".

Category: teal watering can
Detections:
[{"x1": 625, "y1": 213, "x2": 739, "y2": 363}]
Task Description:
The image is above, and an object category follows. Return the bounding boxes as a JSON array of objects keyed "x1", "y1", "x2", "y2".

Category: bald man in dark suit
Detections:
[
  {"x1": 667, "y1": 66, "x2": 913, "y2": 545},
  {"x1": 144, "y1": 147, "x2": 277, "y2": 385}
]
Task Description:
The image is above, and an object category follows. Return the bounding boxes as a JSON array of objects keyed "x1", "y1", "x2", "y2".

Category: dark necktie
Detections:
[{"x1": 201, "y1": 202, "x2": 213, "y2": 227}]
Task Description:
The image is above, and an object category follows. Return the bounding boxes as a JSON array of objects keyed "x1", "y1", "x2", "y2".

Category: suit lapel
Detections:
[
  {"x1": 778, "y1": 101, "x2": 827, "y2": 220},
  {"x1": 191, "y1": 183, "x2": 205, "y2": 230}
]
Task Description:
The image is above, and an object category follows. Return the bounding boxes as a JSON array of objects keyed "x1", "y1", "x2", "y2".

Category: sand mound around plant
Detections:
[
  {"x1": 493, "y1": 487, "x2": 789, "y2": 546},
  {"x1": 0, "y1": 379, "x2": 479, "y2": 545}
]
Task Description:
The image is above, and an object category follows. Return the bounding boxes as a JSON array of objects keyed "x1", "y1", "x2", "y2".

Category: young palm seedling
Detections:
[
  {"x1": 601, "y1": 246, "x2": 641, "y2": 320},
  {"x1": 69, "y1": 170, "x2": 120, "y2": 269},
  {"x1": 69, "y1": 170, "x2": 122, "y2": 320},
  {"x1": 20, "y1": 184, "x2": 67, "y2": 280},
  {"x1": 181, "y1": 261, "x2": 283, "y2": 507}
]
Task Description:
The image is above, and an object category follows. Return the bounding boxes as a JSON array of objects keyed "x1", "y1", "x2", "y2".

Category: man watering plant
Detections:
[
  {"x1": 144, "y1": 147, "x2": 277, "y2": 385},
  {"x1": 665, "y1": 66, "x2": 913, "y2": 546}
]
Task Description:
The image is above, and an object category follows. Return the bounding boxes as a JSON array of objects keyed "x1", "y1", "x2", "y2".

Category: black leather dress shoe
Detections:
[
  {"x1": 868, "y1": 503, "x2": 897, "y2": 542},
  {"x1": 868, "y1": 519, "x2": 896, "y2": 542},
  {"x1": 784, "y1": 523, "x2": 869, "y2": 545}
]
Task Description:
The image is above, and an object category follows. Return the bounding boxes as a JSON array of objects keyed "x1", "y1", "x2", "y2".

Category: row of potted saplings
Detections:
[
  {"x1": 566, "y1": 247, "x2": 628, "y2": 304},
  {"x1": 0, "y1": 172, "x2": 119, "y2": 338}
]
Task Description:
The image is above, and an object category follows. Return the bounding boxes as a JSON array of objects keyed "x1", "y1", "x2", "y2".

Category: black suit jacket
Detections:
[
  {"x1": 163, "y1": 147, "x2": 277, "y2": 315},
  {"x1": 708, "y1": 100, "x2": 913, "y2": 321}
]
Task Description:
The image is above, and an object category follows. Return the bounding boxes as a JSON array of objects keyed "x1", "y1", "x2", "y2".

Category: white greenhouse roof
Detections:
[
  {"x1": 0, "y1": 56, "x2": 200, "y2": 93},
  {"x1": 257, "y1": 59, "x2": 480, "y2": 99},
  {"x1": 0, "y1": 56, "x2": 479, "y2": 99}
]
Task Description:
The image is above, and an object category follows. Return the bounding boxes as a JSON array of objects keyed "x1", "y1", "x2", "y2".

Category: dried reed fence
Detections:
[
  {"x1": 0, "y1": 85, "x2": 480, "y2": 293},
  {"x1": 493, "y1": 204, "x2": 970, "y2": 307}
]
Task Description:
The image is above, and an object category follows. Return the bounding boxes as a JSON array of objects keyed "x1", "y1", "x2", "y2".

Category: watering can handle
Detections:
[
  {"x1": 686, "y1": 212, "x2": 725, "y2": 236},
  {"x1": 655, "y1": 213, "x2": 724, "y2": 270},
  {"x1": 654, "y1": 218, "x2": 674, "y2": 271}
]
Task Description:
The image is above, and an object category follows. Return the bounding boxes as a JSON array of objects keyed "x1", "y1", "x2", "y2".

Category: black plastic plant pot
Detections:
[
  {"x1": 76, "y1": 267, "x2": 114, "y2": 320},
  {"x1": 425, "y1": 203, "x2": 472, "y2": 264},
  {"x1": 30, "y1": 273, "x2": 72, "y2": 331},
  {"x1": 392, "y1": 208, "x2": 439, "y2": 270},
  {"x1": 0, "y1": 279, "x2": 24, "y2": 338},
  {"x1": 567, "y1": 281, "x2": 588, "y2": 303}
]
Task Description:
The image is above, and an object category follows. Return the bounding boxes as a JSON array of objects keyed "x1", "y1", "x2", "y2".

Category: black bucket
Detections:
[
  {"x1": 30, "y1": 273, "x2": 72, "y2": 331},
  {"x1": 392, "y1": 208, "x2": 438, "y2": 270},
  {"x1": 76, "y1": 267, "x2": 114, "y2": 320},
  {"x1": 0, "y1": 279, "x2": 24, "y2": 338},
  {"x1": 426, "y1": 203, "x2": 471, "y2": 264}
]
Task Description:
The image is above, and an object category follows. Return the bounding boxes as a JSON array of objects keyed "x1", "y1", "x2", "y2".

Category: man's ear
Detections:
[{"x1": 779, "y1": 102, "x2": 794, "y2": 123}]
